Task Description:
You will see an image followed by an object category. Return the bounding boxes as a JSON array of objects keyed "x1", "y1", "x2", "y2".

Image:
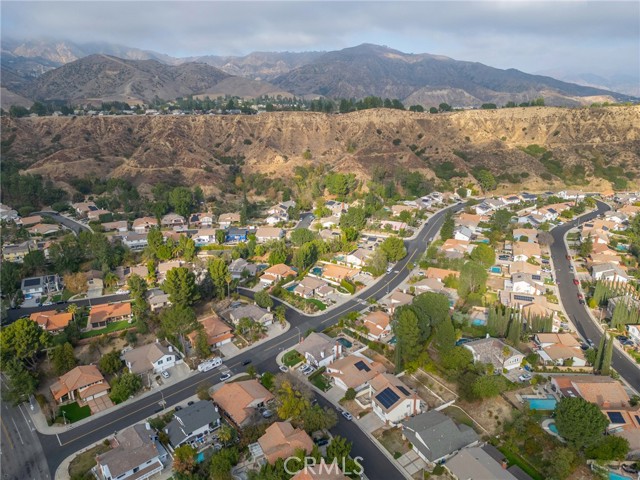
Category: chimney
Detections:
[
  {"x1": 168, "y1": 345, "x2": 173, "y2": 352},
  {"x1": 502, "y1": 461, "x2": 508, "y2": 470}
]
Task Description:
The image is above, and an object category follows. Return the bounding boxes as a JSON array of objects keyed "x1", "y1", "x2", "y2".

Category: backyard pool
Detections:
[
  {"x1": 609, "y1": 472, "x2": 633, "y2": 480},
  {"x1": 490, "y1": 266, "x2": 501, "y2": 274},
  {"x1": 337, "y1": 338, "x2": 353, "y2": 348},
  {"x1": 525, "y1": 395, "x2": 557, "y2": 411},
  {"x1": 285, "y1": 283, "x2": 298, "y2": 292},
  {"x1": 311, "y1": 267, "x2": 323, "y2": 276},
  {"x1": 548, "y1": 423, "x2": 559, "y2": 434},
  {"x1": 196, "y1": 452, "x2": 205, "y2": 463}
]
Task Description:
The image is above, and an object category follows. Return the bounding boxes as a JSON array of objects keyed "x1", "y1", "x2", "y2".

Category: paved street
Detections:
[
  {"x1": 551, "y1": 200, "x2": 640, "y2": 390},
  {"x1": 27, "y1": 203, "x2": 462, "y2": 479},
  {"x1": 0, "y1": 379, "x2": 51, "y2": 480}
]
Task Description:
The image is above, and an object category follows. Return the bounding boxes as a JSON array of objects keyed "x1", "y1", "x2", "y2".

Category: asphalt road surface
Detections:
[
  {"x1": 32, "y1": 211, "x2": 91, "y2": 235},
  {"x1": 31, "y1": 203, "x2": 464, "y2": 479},
  {"x1": 0, "y1": 378, "x2": 51, "y2": 480},
  {"x1": 551, "y1": 200, "x2": 640, "y2": 390}
]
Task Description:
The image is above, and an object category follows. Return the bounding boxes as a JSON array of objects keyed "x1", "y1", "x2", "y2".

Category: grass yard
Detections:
[
  {"x1": 443, "y1": 406, "x2": 476, "y2": 430},
  {"x1": 59, "y1": 402, "x2": 91, "y2": 423},
  {"x1": 482, "y1": 291, "x2": 498, "y2": 305},
  {"x1": 498, "y1": 445, "x2": 544, "y2": 480},
  {"x1": 307, "y1": 299, "x2": 327, "y2": 310},
  {"x1": 283, "y1": 350, "x2": 303, "y2": 367},
  {"x1": 310, "y1": 373, "x2": 331, "y2": 391},
  {"x1": 80, "y1": 320, "x2": 132, "y2": 339},
  {"x1": 68, "y1": 443, "x2": 111, "y2": 479}
]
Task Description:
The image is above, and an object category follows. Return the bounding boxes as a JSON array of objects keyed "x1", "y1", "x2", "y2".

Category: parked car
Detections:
[
  {"x1": 161, "y1": 370, "x2": 170, "y2": 379},
  {"x1": 587, "y1": 339, "x2": 595, "y2": 348},
  {"x1": 262, "y1": 409, "x2": 274, "y2": 419},
  {"x1": 617, "y1": 335, "x2": 629, "y2": 342},
  {"x1": 219, "y1": 372, "x2": 232, "y2": 381},
  {"x1": 242, "y1": 359, "x2": 252, "y2": 366},
  {"x1": 341, "y1": 411, "x2": 353, "y2": 421},
  {"x1": 174, "y1": 405, "x2": 182, "y2": 411},
  {"x1": 187, "y1": 401, "x2": 195, "y2": 406},
  {"x1": 518, "y1": 373, "x2": 532, "y2": 382},
  {"x1": 279, "y1": 365, "x2": 289, "y2": 373},
  {"x1": 314, "y1": 438, "x2": 329, "y2": 447},
  {"x1": 569, "y1": 265, "x2": 574, "y2": 272},
  {"x1": 623, "y1": 340, "x2": 636, "y2": 347}
]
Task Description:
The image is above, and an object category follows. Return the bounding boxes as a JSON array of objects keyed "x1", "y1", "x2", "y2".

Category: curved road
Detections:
[
  {"x1": 550, "y1": 200, "x2": 640, "y2": 390},
  {"x1": 34, "y1": 203, "x2": 464, "y2": 478}
]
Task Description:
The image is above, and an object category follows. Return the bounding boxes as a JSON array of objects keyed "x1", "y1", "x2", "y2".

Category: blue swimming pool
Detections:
[
  {"x1": 196, "y1": 452, "x2": 205, "y2": 463},
  {"x1": 285, "y1": 283, "x2": 298, "y2": 292},
  {"x1": 548, "y1": 423, "x2": 559, "y2": 434},
  {"x1": 609, "y1": 472, "x2": 632, "y2": 480},
  {"x1": 311, "y1": 267, "x2": 323, "y2": 276},
  {"x1": 337, "y1": 338, "x2": 352, "y2": 348},
  {"x1": 526, "y1": 395, "x2": 557, "y2": 410}
]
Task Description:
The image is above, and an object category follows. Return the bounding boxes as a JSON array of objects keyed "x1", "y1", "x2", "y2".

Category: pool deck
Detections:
[{"x1": 541, "y1": 419, "x2": 565, "y2": 442}]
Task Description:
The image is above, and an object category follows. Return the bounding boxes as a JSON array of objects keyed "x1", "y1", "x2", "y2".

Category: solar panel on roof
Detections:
[
  {"x1": 607, "y1": 411, "x2": 625, "y2": 424},
  {"x1": 376, "y1": 388, "x2": 400, "y2": 409},
  {"x1": 397, "y1": 386, "x2": 410, "y2": 396},
  {"x1": 514, "y1": 294, "x2": 535, "y2": 302},
  {"x1": 635, "y1": 415, "x2": 640, "y2": 425},
  {"x1": 354, "y1": 360, "x2": 370, "y2": 372},
  {"x1": 23, "y1": 278, "x2": 41, "y2": 287}
]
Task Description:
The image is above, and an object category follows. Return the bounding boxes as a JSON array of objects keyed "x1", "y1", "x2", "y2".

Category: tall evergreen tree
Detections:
[
  {"x1": 601, "y1": 333, "x2": 614, "y2": 376},
  {"x1": 594, "y1": 334, "x2": 606, "y2": 372}
]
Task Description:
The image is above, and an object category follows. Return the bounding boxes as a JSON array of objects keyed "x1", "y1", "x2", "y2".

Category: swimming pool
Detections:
[
  {"x1": 490, "y1": 266, "x2": 501, "y2": 274},
  {"x1": 337, "y1": 338, "x2": 352, "y2": 348},
  {"x1": 311, "y1": 266, "x2": 323, "y2": 276},
  {"x1": 196, "y1": 452, "x2": 205, "y2": 463},
  {"x1": 526, "y1": 395, "x2": 557, "y2": 410},
  {"x1": 609, "y1": 472, "x2": 633, "y2": 480},
  {"x1": 548, "y1": 423, "x2": 559, "y2": 434},
  {"x1": 285, "y1": 283, "x2": 298, "y2": 292}
]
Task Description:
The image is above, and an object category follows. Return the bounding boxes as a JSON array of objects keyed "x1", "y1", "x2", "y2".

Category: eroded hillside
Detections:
[{"x1": 2, "y1": 106, "x2": 639, "y2": 197}]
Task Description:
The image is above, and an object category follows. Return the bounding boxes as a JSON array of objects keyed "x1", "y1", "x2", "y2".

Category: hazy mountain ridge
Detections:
[{"x1": 2, "y1": 107, "x2": 638, "y2": 197}]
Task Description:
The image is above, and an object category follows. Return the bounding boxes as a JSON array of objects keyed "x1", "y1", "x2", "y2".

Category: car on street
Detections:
[
  {"x1": 187, "y1": 401, "x2": 195, "y2": 406},
  {"x1": 569, "y1": 265, "x2": 574, "y2": 272},
  {"x1": 161, "y1": 370, "x2": 170, "y2": 379},
  {"x1": 174, "y1": 405, "x2": 182, "y2": 411},
  {"x1": 341, "y1": 411, "x2": 353, "y2": 421},
  {"x1": 279, "y1": 365, "x2": 288, "y2": 373},
  {"x1": 573, "y1": 279, "x2": 580, "y2": 285},
  {"x1": 219, "y1": 372, "x2": 232, "y2": 382},
  {"x1": 623, "y1": 340, "x2": 636, "y2": 347},
  {"x1": 617, "y1": 335, "x2": 629, "y2": 342},
  {"x1": 314, "y1": 438, "x2": 329, "y2": 447},
  {"x1": 518, "y1": 373, "x2": 532, "y2": 382},
  {"x1": 242, "y1": 359, "x2": 252, "y2": 366},
  {"x1": 587, "y1": 339, "x2": 595, "y2": 348}
]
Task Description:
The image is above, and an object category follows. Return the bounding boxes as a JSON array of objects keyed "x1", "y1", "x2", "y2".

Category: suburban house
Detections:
[
  {"x1": 322, "y1": 264, "x2": 358, "y2": 283},
  {"x1": 551, "y1": 375, "x2": 630, "y2": 409},
  {"x1": 193, "y1": 228, "x2": 217, "y2": 245},
  {"x1": 512, "y1": 241, "x2": 542, "y2": 262},
  {"x1": 325, "y1": 200, "x2": 349, "y2": 217},
  {"x1": 326, "y1": 355, "x2": 386, "y2": 392},
  {"x1": 187, "y1": 313, "x2": 234, "y2": 349},
  {"x1": 423, "y1": 267, "x2": 460, "y2": 283},
  {"x1": 30, "y1": 310, "x2": 72, "y2": 333},
  {"x1": 95, "y1": 424, "x2": 166, "y2": 480},
  {"x1": 229, "y1": 258, "x2": 260, "y2": 279},
  {"x1": 165, "y1": 400, "x2": 221, "y2": 449},
  {"x1": 319, "y1": 215, "x2": 340, "y2": 229},
  {"x1": 255, "y1": 227, "x2": 284, "y2": 243},
  {"x1": 89, "y1": 302, "x2": 132, "y2": 329},
  {"x1": 21, "y1": 274, "x2": 62, "y2": 299},
  {"x1": 211, "y1": 379, "x2": 274, "y2": 427},
  {"x1": 161, "y1": 213, "x2": 186, "y2": 228},
  {"x1": 293, "y1": 276, "x2": 329, "y2": 299},
  {"x1": 453, "y1": 226, "x2": 474, "y2": 242},
  {"x1": 260, "y1": 264, "x2": 296, "y2": 285},
  {"x1": 123, "y1": 342, "x2": 178, "y2": 375},
  {"x1": 440, "y1": 239, "x2": 474, "y2": 258},
  {"x1": 344, "y1": 248, "x2": 372, "y2": 268},
  {"x1": 147, "y1": 288, "x2": 171, "y2": 312},
  {"x1": 509, "y1": 261, "x2": 541, "y2": 276},
  {"x1": 50, "y1": 365, "x2": 110, "y2": 404},
  {"x1": 101, "y1": 220, "x2": 128, "y2": 232},
  {"x1": 87, "y1": 209, "x2": 111, "y2": 221},
  {"x1": 607, "y1": 295, "x2": 640, "y2": 318},
  {"x1": 265, "y1": 202, "x2": 294, "y2": 225},
  {"x1": 132, "y1": 217, "x2": 158, "y2": 233},
  {"x1": 456, "y1": 213, "x2": 486, "y2": 232},
  {"x1": 17, "y1": 215, "x2": 43, "y2": 227},
  {"x1": 370, "y1": 373, "x2": 421, "y2": 424},
  {"x1": 510, "y1": 272, "x2": 545, "y2": 295},
  {"x1": 157, "y1": 260, "x2": 183, "y2": 283},
  {"x1": 627, "y1": 324, "x2": 640, "y2": 345},
  {"x1": 229, "y1": 304, "x2": 273, "y2": 326},
  {"x1": 361, "y1": 310, "x2": 392, "y2": 341},
  {"x1": 115, "y1": 265, "x2": 147, "y2": 285},
  {"x1": 28, "y1": 223, "x2": 61, "y2": 236},
  {"x1": 0, "y1": 203, "x2": 18, "y2": 221},
  {"x1": 464, "y1": 338, "x2": 524, "y2": 372},
  {"x1": 218, "y1": 212, "x2": 241, "y2": 228},
  {"x1": 446, "y1": 445, "x2": 526, "y2": 480},
  {"x1": 558, "y1": 190, "x2": 586, "y2": 201},
  {"x1": 295, "y1": 332, "x2": 342, "y2": 368},
  {"x1": 512, "y1": 228, "x2": 538, "y2": 242},
  {"x1": 474, "y1": 199, "x2": 505, "y2": 215},
  {"x1": 385, "y1": 290, "x2": 414, "y2": 314},
  {"x1": 225, "y1": 227, "x2": 248, "y2": 243},
  {"x1": 188, "y1": 213, "x2": 214, "y2": 227},
  {"x1": 72, "y1": 202, "x2": 98, "y2": 216},
  {"x1": 256, "y1": 422, "x2": 314, "y2": 464},
  {"x1": 379, "y1": 220, "x2": 408, "y2": 232},
  {"x1": 391, "y1": 204, "x2": 414, "y2": 217},
  {"x1": 534, "y1": 333, "x2": 586, "y2": 367},
  {"x1": 3, "y1": 241, "x2": 33, "y2": 262},
  {"x1": 591, "y1": 263, "x2": 629, "y2": 283},
  {"x1": 122, "y1": 232, "x2": 149, "y2": 250},
  {"x1": 401, "y1": 411, "x2": 479, "y2": 465}
]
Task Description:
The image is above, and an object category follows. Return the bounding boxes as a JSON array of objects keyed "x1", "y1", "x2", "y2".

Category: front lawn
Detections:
[
  {"x1": 68, "y1": 443, "x2": 110, "y2": 479},
  {"x1": 58, "y1": 402, "x2": 91, "y2": 423},
  {"x1": 80, "y1": 320, "x2": 132, "y2": 339},
  {"x1": 283, "y1": 350, "x2": 303, "y2": 367},
  {"x1": 306, "y1": 299, "x2": 327, "y2": 310},
  {"x1": 308, "y1": 367, "x2": 331, "y2": 391}
]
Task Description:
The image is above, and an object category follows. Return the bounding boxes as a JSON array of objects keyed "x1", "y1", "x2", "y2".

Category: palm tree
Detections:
[
  {"x1": 66, "y1": 303, "x2": 78, "y2": 319},
  {"x1": 104, "y1": 272, "x2": 119, "y2": 290},
  {"x1": 217, "y1": 425, "x2": 234, "y2": 446}
]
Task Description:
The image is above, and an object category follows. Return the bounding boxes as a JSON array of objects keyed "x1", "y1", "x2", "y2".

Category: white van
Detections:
[{"x1": 198, "y1": 357, "x2": 223, "y2": 372}]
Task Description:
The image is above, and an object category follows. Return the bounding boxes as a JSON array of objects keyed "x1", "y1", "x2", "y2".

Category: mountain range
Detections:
[{"x1": 1, "y1": 39, "x2": 637, "y2": 108}]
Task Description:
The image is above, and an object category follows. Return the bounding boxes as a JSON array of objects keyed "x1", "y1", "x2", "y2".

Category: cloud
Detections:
[{"x1": 1, "y1": 1, "x2": 638, "y2": 76}]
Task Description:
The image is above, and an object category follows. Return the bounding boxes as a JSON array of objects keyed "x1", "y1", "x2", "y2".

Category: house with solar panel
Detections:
[
  {"x1": 369, "y1": 373, "x2": 422, "y2": 424},
  {"x1": 325, "y1": 355, "x2": 386, "y2": 392}
]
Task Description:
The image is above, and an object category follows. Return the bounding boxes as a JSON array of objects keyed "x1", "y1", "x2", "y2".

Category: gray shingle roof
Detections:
[
  {"x1": 402, "y1": 411, "x2": 478, "y2": 462},
  {"x1": 166, "y1": 400, "x2": 220, "y2": 447}
]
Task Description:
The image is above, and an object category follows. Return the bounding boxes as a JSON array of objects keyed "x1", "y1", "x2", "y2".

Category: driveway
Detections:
[
  {"x1": 358, "y1": 411, "x2": 384, "y2": 433},
  {"x1": 396, "y1": 449, "x2": 427, "y2": 476}
]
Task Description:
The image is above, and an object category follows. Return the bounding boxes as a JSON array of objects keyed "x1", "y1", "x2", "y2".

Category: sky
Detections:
[{"x1": 2, "y1": 1, "x2": 639, "y2": 79}]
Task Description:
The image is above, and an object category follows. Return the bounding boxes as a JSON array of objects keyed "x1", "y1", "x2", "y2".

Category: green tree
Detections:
[
  {"x1": 99, "y1": 350, "x2": 124, "y2": 374},
  {"x1": 290, "y1": 228, "x2": 316, "y2": 246},
  {"x1": 579, "y1": 235, "x2": 593, "y2": 258},
  {"x1": 440, "y1": 212, "x2": 454, "y2": 240},
  {"x1": 366, "y1": 249, "x2": 388, "y2": 276},
  {"x1": 594, "y1": 334, "x2": 606, "y2": 371},
  {"x1": 379, "y1": 237, "x2": 407, "y2": 262},
  {"x1": 475, "y1": 169, "x2": 497, "y2": 191},
  {"x1": 393, "y1": 307, "x2": 422, "y2": 371},
  {"x1": 216, "y1": 229, "x2": 227, "y2": 245},
  {"x1": 412, "y1": 292, "x2": 451, "y2": 331},
  {"x1": 275, "y1": 379, "x2": 311, "y2": 420},
  {"x1": 2, "y1": 359, "x2": 38, "y2": 405},
  {"x1": 127, "y1": 274, "x2": 149, "y2": 322},
  {"x1": 0, "y1": 261, "x2": 22, "y2": 304},
  {"x1": 254, "y1": 289, "x2": 274, "y2": 309},
  {"x1": 326, "y1": 435, "x2": 352, "y2": 463},
  {"x1": 146, "y1": 227, "x2": 164, "y2": 260},
  {"x1": 168, "y1": 187, "x2": 194, "y2": 218},
  {"x1": 470, "y1": 244, "x2": 496, "y2": 268},
  {"x1": 292, "y1": 242, "x2": 318, "y2": 271},
  {"x1": 472, "y1": 375, "x2": 506, "y2": 399},
  {"x1": 555, "y1": 397, "x2": 609, "y2": 449},
  {"x1": 438, "y1": 103, "x2": 452, "y2": 112},
  {"x1": 160, "y1": 305, "x2": 198, "y2": 355},
  {"x1": 163, "y1": 267, "x2": 199, "y2": 307},
  {"x1": 274, "y1": 305, "x2": 287, "y2": 326},
  {"x1": 51, "y1": 342, "x2": 77, "y2": 375},
  {"x1": 458, "y1": 261, "x2": 488, "y2": 299},
  {"x1": 22, "y1": 250, "x2": 46, "y2": 275},
  {"x1": 300, "y1": 405, "x2": 338, "y2": 433},
  {"x1": 194, "y1": 329, "x2": 211, "y2": 358},
  {"x1": 209, "y1": 447, "x2": 239, "y2": 480},
  {"x1": 490, "y1": 209, "x2": 513, "y2": 233},
  {"x1": 0, "y1": 317, "x2": 50, "y2": 370},
  {"x1": 585, "y1": 435, "x2": 629, "y2": 461},
  {"x1": 434, "y1": 318, "x2": 456, "y2": 353},
  {"x1": 109, "y1": 371, "x2": 142, "y2": 403},
  {"x1": 268, "y1": 240, "x2": 289, "y2": 266},
  {"x1": 601, "y1": 333, "x2": 614, "y2": 376},
  {"x1": 543, "y1": 447, "x2": 576, "y2": 480},
  {"x1": 175, "y1": 236, "x2": 196, "y2": 261},
  {"x1": 440, "y1": 346, "x2": 473, "y2": 373},
  {"x1": 173, "y1": 444, "x2": 197, "y2": 475},
  {"x1": 208, "y1": 257, "x2": 230, "y2": 299},
  {"x1": 339, "y1": 207, "x2": 366, "y2": 231}
]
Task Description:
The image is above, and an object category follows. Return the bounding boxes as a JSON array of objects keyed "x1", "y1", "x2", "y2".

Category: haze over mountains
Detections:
[{"x1": 1, "y1": 38, "x2": 637, "y2": 108}]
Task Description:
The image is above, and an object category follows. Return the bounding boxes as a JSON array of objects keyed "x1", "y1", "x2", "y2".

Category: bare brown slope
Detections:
[{"x1": 2, "y1": 106, "x2": 639, "y2": 195}]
